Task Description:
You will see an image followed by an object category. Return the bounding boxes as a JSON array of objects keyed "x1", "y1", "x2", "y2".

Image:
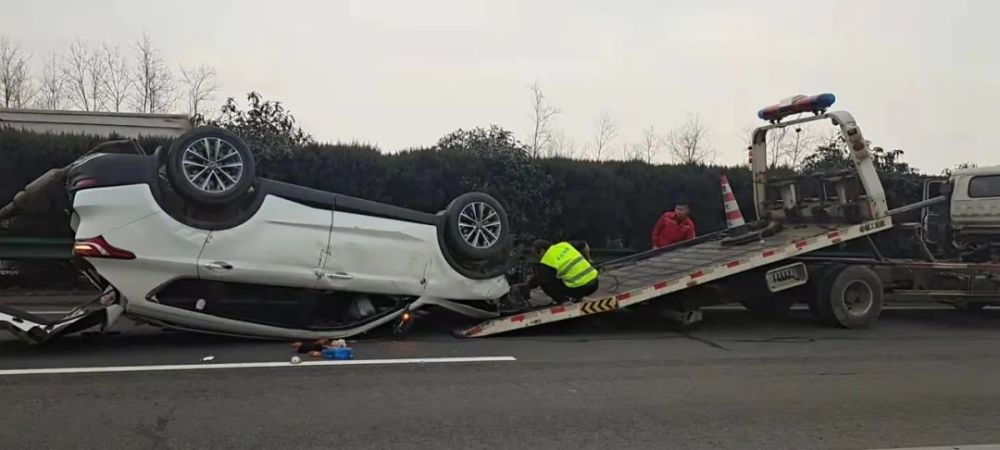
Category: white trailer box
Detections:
[{"x1": 0, "y1": 108, "x2": 191, "y2": 138}]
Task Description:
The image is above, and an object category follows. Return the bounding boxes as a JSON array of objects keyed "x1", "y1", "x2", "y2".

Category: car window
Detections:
[{"x1": 968, "y1": 175, "x2": 1000, "y2": 198}]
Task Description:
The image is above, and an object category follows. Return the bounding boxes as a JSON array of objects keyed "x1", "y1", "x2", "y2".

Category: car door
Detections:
[
  {"x1": 198, "y1": 195, "x2": 332, "y2": 289},
  {"x1": 320, "y1": 209, "x2": 431, "y2": 296}
]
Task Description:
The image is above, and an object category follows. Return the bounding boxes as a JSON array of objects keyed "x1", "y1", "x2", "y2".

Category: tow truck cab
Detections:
[{"x1": 922, "y1": 165, "x2": 1000, "y2": 261}]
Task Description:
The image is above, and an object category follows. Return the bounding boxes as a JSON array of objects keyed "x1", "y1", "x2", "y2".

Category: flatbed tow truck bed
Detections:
[{"x1": 459, "y1": 217, "x2": 892, "y2": 337}]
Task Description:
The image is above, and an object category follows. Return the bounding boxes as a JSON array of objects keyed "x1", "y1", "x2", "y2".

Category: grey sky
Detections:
[{"x1": 1, "y1": 0, "x2": 996, "y2": 172}]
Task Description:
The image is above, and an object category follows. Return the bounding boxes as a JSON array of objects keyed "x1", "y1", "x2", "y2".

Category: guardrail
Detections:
[
  {"x1": 0, "y1": 108, "x2": 191, "y2": 138},
  {"x1": 0, "y1": 237, "x2": 73, "y2": 259}
]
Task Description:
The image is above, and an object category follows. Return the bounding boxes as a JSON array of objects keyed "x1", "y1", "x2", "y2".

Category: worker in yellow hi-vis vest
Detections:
[{"x1": 514, "y1": 239, "x2": 600, "y2": 305}]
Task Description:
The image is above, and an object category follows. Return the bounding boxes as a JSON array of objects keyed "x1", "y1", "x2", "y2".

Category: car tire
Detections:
[
  {"x1": 166, "y1": 127, "x2": 256, "y2": 206},
  {"x1": 444, "y1": 192, "x2": 511, "y2": 261},
  {"x1": 822, "y1": 265, "x2": 884, "y2": 329}
]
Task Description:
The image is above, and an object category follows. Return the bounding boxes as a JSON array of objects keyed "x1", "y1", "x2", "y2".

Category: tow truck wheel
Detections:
[
  {"x1": 823, "y1": 266, "x2": 884, "y2": 329},
  {"x1": 807, "y1": 264, "x2": 842, "y2": 324}
]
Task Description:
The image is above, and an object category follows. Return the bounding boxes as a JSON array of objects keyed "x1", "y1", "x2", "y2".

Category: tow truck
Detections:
[{"x1": 458, "y1": 93, "x2": 1000, "y2": 337}]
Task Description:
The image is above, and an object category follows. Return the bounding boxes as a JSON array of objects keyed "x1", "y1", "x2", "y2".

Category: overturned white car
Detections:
[{"x1": 1, "y1": 127, "x2": 512, "y2": 343}]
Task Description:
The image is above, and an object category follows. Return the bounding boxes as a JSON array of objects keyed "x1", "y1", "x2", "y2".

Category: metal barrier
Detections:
[{"x1": 0, "y1": 237, "x2": 73, "y2": 259}]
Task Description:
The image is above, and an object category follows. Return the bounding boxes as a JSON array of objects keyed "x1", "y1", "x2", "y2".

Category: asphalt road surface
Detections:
[{"x1": 2, "y1": 304, "x2": 1000, "y2": 450}]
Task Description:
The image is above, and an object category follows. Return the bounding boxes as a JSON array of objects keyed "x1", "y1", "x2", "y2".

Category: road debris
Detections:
[
  {"x1": 291, "y1": 339, "x2": 354, "y2": 360},
  {"x1": 202, "y1": 356, "x2": 215, "y2": 362},
  {"x1": 321, "y1": 346, "x2": 354, "y2": 360},
  {"x1": 292, "y1": 339, "x2": 330, "y2": 354}
]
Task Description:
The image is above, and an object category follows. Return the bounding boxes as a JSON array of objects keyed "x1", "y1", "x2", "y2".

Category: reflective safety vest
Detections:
[{"x1": 540, "y1": 242, "x2": 599, "y2": 288}]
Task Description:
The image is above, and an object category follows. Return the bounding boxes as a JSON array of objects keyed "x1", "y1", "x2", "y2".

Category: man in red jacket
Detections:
[{"x1": 651, "y1": 201, "x2": 696, "y2": 249}]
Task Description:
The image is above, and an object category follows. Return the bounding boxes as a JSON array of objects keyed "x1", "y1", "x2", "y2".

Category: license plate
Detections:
[{"x1": 766, "y1": 262, "x2": 809, "y2": 293}]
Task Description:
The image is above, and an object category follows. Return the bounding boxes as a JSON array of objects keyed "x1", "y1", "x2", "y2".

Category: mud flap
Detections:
[{"x1": 0, "y1": 287, "x2": 122, "y2": 344}]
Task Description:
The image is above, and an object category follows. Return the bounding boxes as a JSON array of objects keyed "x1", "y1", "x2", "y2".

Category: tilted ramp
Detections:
[{"x1": 458, "y1": 217, "x2": 893, "y2": 337}]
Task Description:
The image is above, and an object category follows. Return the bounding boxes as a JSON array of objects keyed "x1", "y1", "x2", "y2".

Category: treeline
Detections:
[
  {"x1": 1, "y1": 33, "x2": 218, "y2": 115},
  {"x1": 0, "y1": 126, "x2": 754, "y2": 249}
]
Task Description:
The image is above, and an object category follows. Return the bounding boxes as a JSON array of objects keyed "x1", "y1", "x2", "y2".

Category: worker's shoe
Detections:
[{"x1": 498, "y1": 290, "x2": 532, "y2": 313}]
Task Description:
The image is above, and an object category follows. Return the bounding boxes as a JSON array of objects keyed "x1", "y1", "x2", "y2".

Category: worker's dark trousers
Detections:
[{"x1": 539, "y1": 276, "x2": 599, "y2": 304}]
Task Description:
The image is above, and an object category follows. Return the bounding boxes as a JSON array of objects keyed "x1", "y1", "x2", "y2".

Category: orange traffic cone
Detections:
[{"x1": 720, "y1": 175, "x2": 745, "y2": 228}]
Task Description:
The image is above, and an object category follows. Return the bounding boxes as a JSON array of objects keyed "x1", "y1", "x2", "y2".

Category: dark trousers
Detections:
[{"x1": 538, "y1": 275, "x2": 599, "y2": 304}]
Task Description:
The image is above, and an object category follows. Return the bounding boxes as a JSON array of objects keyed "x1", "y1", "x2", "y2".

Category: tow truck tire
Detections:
[
  {"x1": 824, "y1": 266, "x2": 884, "y2": 329},
  {"x1": 807, "y1": 264, "x2": 841, "y2": 324}
]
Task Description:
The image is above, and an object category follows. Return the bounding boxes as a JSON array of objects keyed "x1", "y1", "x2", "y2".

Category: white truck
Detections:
[{"x1": 459, "y1": 93, "x2": 1000, "y2": 337}]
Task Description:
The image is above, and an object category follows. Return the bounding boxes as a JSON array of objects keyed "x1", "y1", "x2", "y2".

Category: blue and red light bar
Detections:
[{"x1": 757, "y1": 93, "x2": 836, "y2": 122}]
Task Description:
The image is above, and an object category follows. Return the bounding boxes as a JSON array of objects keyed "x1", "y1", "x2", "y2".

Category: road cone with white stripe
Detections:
[{"x1": 720, "y1": 174, "x2": 745, "y2": 228}]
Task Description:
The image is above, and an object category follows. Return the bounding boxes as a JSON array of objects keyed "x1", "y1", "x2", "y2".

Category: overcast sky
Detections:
[{"x1": 2, "y1": 0, "x2": 996, "y2": 172}]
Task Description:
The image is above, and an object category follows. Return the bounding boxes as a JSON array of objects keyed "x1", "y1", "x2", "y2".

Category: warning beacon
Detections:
[{"x1": 757, "y1": 93, "x2": 836, "y2": 123}]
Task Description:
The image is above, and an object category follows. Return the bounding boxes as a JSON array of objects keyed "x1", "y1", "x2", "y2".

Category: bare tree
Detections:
[
  {"x1": 621, "y1": 142, "x2": 638, "y2": 161},
  {"x1": 88, "y1": 48, "x2": 107, "y2": 111},
  {"x1": 591, "y1": 111, "x2": 617, "y2": 161},
  {"x1": 63, "y1": 39, "x2": 106, "y2": 111},
  {"x1": 548, "y1": 129, "x2": 577, "y2": 158},
  {"x1": 63, "y1": 40, "x2": 90, "y2": 110},
  {"x1": 743, "y1": 113, "x2": 821, "y2": 169},
  {"x1": 742, "y1": 125, "x2": 784, "y2": 168},
  {"x1": 632, "y1": 124, "x2": 664, "y2": 163},
  {"x1": 101, "y1": 44, "x2": 131, "y2": 112},
  {"x1": 667, "y1": 114, "x2": 715, "y2": 164},
  {"x1": 527, "y1": 81, "x2": 560, "y2": 158},
  {"x1": 783, "y1": 126, "x2": 818, "y2": 168},
  {"x1": 0, "y1": 37, "x2": 34, "y2": 108},
  {"x1": 180, "y1": 64, "x2": 220, "y2": 117},
  {"x1": 760, "y1": 126, "x2": 816, "y2": 169},
  {"x1": 33, "y1": 52, "x2": 64, "y2": 109},
  {"x1": 132, "y1": 33, "x2": 176, "y2": 113}
]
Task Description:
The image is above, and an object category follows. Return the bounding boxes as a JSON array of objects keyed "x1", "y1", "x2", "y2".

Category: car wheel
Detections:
[
  {"x1": 166, "y1": 127, "x2": 256, "y2": 206},
  {"x1": 444, "y1": 192, "x2": 511, "y2": 261},
  {"x1": 823, "y1": 265, "x2": 884, "y2": 329}
]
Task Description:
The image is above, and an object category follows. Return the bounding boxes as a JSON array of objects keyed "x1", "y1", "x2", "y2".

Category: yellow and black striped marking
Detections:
[{"x1": 580, "y1": 297, "x2": 618, "y2": 315}]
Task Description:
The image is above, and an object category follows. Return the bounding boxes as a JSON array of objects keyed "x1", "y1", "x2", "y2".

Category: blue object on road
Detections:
[{"x1": 321, "y1": 347, "x2": 354, "y2": 360}]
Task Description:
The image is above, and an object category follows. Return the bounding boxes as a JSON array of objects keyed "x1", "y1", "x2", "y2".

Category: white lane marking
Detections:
[
  {"x1": 25, "y1": 307, "x2": 960, "y2": 315},
  {"x1": 0, "y1": 356, "x2": 517, "y2": 376},
  {"x1": 867, "y1": 445, "x2": 1000, "y2": 450},
  {"x1": 707, "y1": 306, "x2": 958, "y2": 311}
]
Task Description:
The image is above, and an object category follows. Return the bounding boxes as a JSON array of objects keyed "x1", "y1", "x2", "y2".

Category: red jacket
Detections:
[{"x1": 651, "y1": 211, "x2": 695, "y2": 248}]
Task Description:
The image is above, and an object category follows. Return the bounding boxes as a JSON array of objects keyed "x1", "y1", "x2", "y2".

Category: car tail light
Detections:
[{"x1": 73, "y1": 236, "x2": 136, "y2": 260}]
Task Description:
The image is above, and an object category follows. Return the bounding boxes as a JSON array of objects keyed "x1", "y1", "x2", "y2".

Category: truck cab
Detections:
[{"x1": 923, "y1": 165, "x2": 1000, "y2": 261}]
